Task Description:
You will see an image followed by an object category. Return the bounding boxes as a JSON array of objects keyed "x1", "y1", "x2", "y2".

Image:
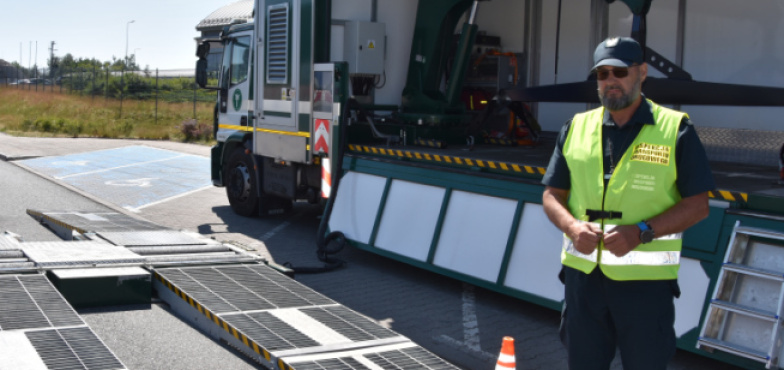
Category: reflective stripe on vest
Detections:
[
  {"x1": 562, "y1": 223, "x2": 683, "y2": 266},
  {"x1": 561, "y1": 100, "x2": 686, "y2": 280}
]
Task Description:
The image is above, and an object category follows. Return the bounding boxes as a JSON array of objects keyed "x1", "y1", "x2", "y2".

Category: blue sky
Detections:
[{"x1": 0, "y1": 1, "x2": 229, "y2": 70}]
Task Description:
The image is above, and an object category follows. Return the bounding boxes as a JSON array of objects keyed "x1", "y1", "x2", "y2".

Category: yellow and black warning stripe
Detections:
[
  {"x1": 347, "y1": 145, "x2": 751, "y2": 203},
  {"x1": 709, "y1": 190, "x2": 748, "y2": 203},
  {"x1": 153, "y1": 272, "x2": 295, "y2": 370},
  {"x1": 413, "y1": 138, "x2": 447, "y2": 149},
  {"x1": 348, "y1": 144, "x2": 547, "y2": 176},
  {"x1": 483, "y1": 137, "x2": 516, "y2": 146}
]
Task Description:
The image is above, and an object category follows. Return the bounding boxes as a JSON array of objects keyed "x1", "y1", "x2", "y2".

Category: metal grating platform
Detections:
[
  {"x1": 0, "y1": 274, "x2": 83, "y2": 330},
  {"x1": 20, "y1": 241, "x2": 145, "y2": 268},
  {"x1": 154, "y1": 264, "x2": 457, "y2": 370},
  {"x1": 0, "y1": 274, "x2": 127, "y2": 370},
  {"x1": 158, "y1": 265, "x2": 335, "y2": 314},
  {"x1": 27, "y1": 210, "x2": 165, "y2": 236},
  {"x1": 96, "y1": 230, "x2": 210, "y2": 247},
  {"x1": 26, "y1": 327, "x2": 126, "y2": 370}
]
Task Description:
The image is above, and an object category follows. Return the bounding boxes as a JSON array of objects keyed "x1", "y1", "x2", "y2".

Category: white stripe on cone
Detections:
[
  {"x1": 496, "y1": 336, "x2": 516, "y2": 370},
  {"x1": 496, "y1": 353, "x2": 516, "y2": 369}
]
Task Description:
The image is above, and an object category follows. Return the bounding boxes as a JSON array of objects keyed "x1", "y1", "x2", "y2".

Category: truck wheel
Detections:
[{"x1": 225, "y1": 148, "x2": 259, "y2": 217}]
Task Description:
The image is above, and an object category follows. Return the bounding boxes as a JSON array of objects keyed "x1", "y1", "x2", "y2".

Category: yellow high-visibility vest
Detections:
[{"x1": 561, "y1": 100, "x2": 685, "y2": 280}]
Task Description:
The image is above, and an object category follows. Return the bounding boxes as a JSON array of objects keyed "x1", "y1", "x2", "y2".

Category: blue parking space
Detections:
[{"x1": 20, "y1": 146, "x2": 212, "y2": 211}]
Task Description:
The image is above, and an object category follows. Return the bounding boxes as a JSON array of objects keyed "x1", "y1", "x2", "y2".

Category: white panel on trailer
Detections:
[
  {"x1": 328, "y1": 172, "x2": 387, "y2": 244},
  {"x1": 433, "y1": 191, "x2": 517, "y2": 283},
  {"x1": 375, "y1": 180, "x2": 445, "y2": 262},
  {"x1": 504, "y1": 203, "x2": 565, "y2": 302}
]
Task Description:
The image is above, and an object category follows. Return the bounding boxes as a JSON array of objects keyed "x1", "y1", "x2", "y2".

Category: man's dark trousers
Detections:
[{"x1": 560, "y1": 266, "x2": 680, "y2": 370}]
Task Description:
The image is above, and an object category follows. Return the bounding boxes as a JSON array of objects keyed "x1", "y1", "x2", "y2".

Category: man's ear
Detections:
[{"x1": 639, "y1": 63, "x2": 648, "y2": 82}]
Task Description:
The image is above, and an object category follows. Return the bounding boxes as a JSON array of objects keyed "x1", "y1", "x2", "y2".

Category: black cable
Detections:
[{"x1": 287, "y1": 97, "x2": 353, "y2": 274}]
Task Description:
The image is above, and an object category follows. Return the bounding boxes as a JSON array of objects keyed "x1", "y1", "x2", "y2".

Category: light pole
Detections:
[
  {"x1": 125, "y1": 20, "x2": 135, "y2": 66},
  {"x1": 120, "y1": 20, "x2": 134, "y2": 119}
]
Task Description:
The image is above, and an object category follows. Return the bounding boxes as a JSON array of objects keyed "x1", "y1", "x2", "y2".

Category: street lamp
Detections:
[
  {"x1": 120, "y1": 20, "x2": 134, "y2": 119},
  {"x1": 125, "y1": 20, "x2": 135, "y2": 67}
]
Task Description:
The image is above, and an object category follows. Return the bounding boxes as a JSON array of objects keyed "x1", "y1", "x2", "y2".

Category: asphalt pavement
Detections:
[{"x1": 0, "y1": 132, "x2": 745, "y2": 370}]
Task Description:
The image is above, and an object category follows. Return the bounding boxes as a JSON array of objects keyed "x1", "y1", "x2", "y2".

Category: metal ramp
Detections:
[
  {"x1": 698, "y1": 221, "x2": 784, "y2": 368},
  {"x1": 0, "y1": 232, "x2": 34, "y2": 270},
  {"x1": 0, "y1": 274, "x2": 127, "y2": 370},
  {"x1": 154, "y1": 264, "x2": 461, "y2": 370},
  {"x1": 12, "y1": 210, "x2": 461, "y2": 368},
  {"x1": 26, "y1": 209, "x2": 261, "y2": 266}
]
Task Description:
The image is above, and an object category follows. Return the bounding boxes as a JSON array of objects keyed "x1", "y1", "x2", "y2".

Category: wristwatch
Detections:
[{"x1": 638, "y1": 221, "x2": 655, "y2": 244}]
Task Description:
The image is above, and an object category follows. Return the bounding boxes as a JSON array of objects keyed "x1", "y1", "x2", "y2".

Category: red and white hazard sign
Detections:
[
  {"x1": 321, "y1": 158, "x2": 331, "y2": 199},
  {"x1": 314, "y1": 119, "x2": 330, "y2": 154}
]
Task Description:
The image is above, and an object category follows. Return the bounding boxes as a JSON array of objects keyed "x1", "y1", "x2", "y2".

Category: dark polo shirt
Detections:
[{"x1": 542, "y1": 98, "x2": 716, "y2": 198}]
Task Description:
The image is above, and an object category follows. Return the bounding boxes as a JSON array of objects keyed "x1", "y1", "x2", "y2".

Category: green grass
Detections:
[{"x1": 0, "y1": 86, "x2": 215, "y2": 143}]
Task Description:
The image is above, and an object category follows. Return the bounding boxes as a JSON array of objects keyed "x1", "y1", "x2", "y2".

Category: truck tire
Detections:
[{"x1": 225, "y1": 147, "x2": 259, "y2": 217}]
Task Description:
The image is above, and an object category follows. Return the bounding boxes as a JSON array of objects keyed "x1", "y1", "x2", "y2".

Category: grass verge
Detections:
[{"x1": 0, "y1": 87, "x2": 215, "y2": 144}]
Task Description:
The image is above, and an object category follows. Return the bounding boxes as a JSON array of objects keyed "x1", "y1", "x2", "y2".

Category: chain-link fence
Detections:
[
  {"x1": 0, "y1": 65, "x2": 215, "y2": 120},
  {"x1": 0, "y1": 63, "x2": 216, "y2": 141}
]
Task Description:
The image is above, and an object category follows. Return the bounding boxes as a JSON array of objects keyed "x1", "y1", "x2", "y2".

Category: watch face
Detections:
[{"x1": 640, "y1": 229, "x2": 655, "y2": 243}]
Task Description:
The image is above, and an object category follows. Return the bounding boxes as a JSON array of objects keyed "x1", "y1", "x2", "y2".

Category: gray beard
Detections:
[{"x1": 599, "y1": 78, "x2": 642, "y2": 111}]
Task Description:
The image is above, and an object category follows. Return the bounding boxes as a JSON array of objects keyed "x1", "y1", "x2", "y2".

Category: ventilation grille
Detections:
[{"x1": 266, "y1": 3, "x2": 290, "y2": 84}]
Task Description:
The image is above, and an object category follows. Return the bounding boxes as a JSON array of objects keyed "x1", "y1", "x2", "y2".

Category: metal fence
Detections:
[{"x1": 0, "y1": 65, "x2": 215, "y2": 120}]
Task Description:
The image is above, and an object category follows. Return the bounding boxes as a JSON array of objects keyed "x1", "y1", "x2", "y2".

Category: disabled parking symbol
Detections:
[{"x1": 105, "y1": 178, "x2": 157, "y2": 187}]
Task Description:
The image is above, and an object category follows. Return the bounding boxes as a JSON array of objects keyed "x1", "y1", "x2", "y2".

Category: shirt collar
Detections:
[{"x1": 602, "y1": 96, "x2": 655, "y2": 127}]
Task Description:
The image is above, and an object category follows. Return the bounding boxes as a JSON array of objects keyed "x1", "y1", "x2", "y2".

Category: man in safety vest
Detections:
[{"x1": 541, "y1": 37, "x2": 715, "y2": 370}]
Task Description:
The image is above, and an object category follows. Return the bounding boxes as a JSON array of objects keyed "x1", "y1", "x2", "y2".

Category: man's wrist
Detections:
[{"x1": 638, "y1": 221, "x2": 655, "y2": 243}]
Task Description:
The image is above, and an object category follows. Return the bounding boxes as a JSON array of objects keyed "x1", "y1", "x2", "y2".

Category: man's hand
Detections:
[
  {"x1": 567, "y1": 222, "x2": 603, "y2": 255},
  {"x1": 602, "y1": 225, "x2": 640, "y2": 257}
]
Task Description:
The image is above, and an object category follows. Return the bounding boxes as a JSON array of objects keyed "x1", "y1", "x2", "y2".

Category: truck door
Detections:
[{"x1": 217, "y1": 33, "x2": 253, "y2": 140}]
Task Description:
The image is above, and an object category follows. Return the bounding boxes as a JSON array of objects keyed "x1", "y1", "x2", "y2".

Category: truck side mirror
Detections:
[
  {"x1": 196, "y1": 58, "x2": 208, "y2": 88},
  {"x1": 196, "y1": 42, "x2": 210, "y2": 59}
]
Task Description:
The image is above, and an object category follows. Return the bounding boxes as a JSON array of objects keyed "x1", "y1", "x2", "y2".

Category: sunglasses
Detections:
[{"x1": 594, "y1": 65, "x2": 638, "y2": 81}]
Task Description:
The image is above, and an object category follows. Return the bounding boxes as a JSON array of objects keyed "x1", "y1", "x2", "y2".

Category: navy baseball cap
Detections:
[{"x1": 592, "y1": 37, "x2": 644, "y2": 70}]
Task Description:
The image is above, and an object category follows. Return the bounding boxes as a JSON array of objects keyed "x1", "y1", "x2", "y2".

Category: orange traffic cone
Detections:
[{"x1": 495, "y1": 336, "x2": 516, "y2": 370}]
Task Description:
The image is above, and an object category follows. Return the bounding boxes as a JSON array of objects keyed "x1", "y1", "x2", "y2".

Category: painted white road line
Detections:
[
  {"x1": 56, "y1": 155, "x2": 188, "y2": 180},
  {"x1": 462, "y1": 283, "x2": 481, "y2": 351},
  {"x1": 432, "y1": 283, "x2": 496, "y2": 362},
  {"x1": 125, "y1": 185, "x2": 214, "y2": 213}
]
